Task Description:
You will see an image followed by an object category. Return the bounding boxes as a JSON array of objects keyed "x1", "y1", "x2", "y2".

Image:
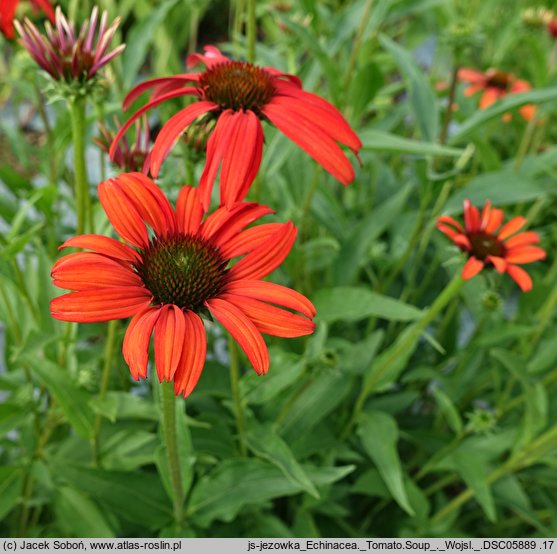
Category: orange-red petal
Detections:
[
  {"x1": 52, "y1": 252, "x2": 141, "y2": 290},
  {"x1": 486, "y1": 255, "x2": 507, "y2": 273},
  {"x1": 498, "y1": 216, "x2": 526, "y2": 240},
  {"x1": 463, "y1": 199, "x2": 481, "y2": 233},
  {"x1": 176, "y1": 185, "x2": 204, "y2": 235},
  {"x1": 99, "y1": 179, "x2": 149, "y2": 248},
  {"x1": 173, "y1": 310, "x2": 207, "y2": 397},
  {"x1": 437, "y1": 215, "x2": 463, "y2": 233},
  {"x1": 222, "y1": 294, "x2": 315, "y2": 338},
  {"x1": 224, "y1": 279, "x2": 316, "y2": 318},
  {"x1": 461, "y1": 256, "x2": 484, "y2": 280},
  {"x1": 150, "y1": 101, "x2": 219, "y2": 178},
  {"x1": 219, "y1": 223, "x2": 284, "y2": 259},
  {"x1": 218, "y1": 110, "x2": 264, "y2": 208},
  {"x1": 262, "y1": 99, "x2": 356, "y2": 185},
  {"x1": 58, "y1": 234, "x2": 141, "y2": 263},
  {"x1": 154, "y1": 305, "x2": 186, "y2": 382},
  {"x1": 505, "y1": 231, "x2": 540, "y2": 248},
  {"x1": 479, "y1": 88, "x2": 501, "y2": 110},
  {"x1": 505, "y1": 246, "x2": 546, "y2": 264},
  {"x1": 123, "y1": 306, "x2": 161, "y2": 380},
  {"x1": 207, "y1": 297, "x2": 269, "y2": 375},
  {"x1": 484, "y1": 208, "x2": 504, "y2": 234},
  {"x1": 506, "y1": 264, "x2": 533, "y2": 292},
  {"x1": 229, "y1": 221, "x2": 297, "y2": 281},
  {"x1": 116, "y1": 173, "x2": 176, "y2": 237},
  {"x1": 50, "y1": 287, "x2": 151, "y2": 322}
]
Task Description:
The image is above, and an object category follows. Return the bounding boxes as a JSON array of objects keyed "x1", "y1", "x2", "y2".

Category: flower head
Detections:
[
  {"x1": 458, "y1": 68, "x2": 535, "y2": 121},
  {"x1": 110, "y1": 45, "x2": 362, "y2": 210},
  {"x1": 95, "y1": 116, "x2": 151, "y2": 172},
  {"x1": 51, "y1": 173, "x2": 315, "y2": 396},
  {"x1": 437, "y1": 199, "x2": 546, "y2": 292},
  {"x1": 548, "y1": 17, "x2": 557, "y2": 38},
  {"x1": 15, "y1": 6, "x2": 124, "y2": 85},
  {"x1": 0, "y1": 0, "x2": 54, "y2": 39}
]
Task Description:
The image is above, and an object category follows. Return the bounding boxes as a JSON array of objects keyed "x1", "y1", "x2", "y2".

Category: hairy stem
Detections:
[{"x1": 229, "y1": 336, "x2": 248, "y2": 456}]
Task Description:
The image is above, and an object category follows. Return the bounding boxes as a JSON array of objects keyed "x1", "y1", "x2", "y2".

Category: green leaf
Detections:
[
  {"x1": 0, "y1": 466, "x2": 23, "y2": 520},
  {"x1": 0, "y1": 402, "x2": 33, "y2": 438},
  {"x1": 121, "y1": 0, "x2": 180, "y2": 89},
  {"x1": 431, "y1": 387, "x2": 463, "y2": 435},
  {"x1": 21, "y1": 354, "x2": 94, "y2": 439},
  {"x1": 379, "y1": 34, "x2": 439, "y2": 141},
  {"x1": 55, "y1": 486, "x2": 115, "y2": 537},
  {"x1": 450, "y1": 448, "x2": 497, "y2": 522},
  {"x1": 450, "y1": 87, "x2": 557, "y2": 143},
  {"x1": 188, "y1": 459, "x2": 352, "y2": 528},
  {"x1": 187, "y1": 459, "x2": 308, "y2": 527},
  {"x1": 241, "y1": 349, "x2": 305, "y2": 405},
  {"x1": 60, "y1": 465, "x2": 172, "y2": 530},
  {"x1": 279, "y1": 369, "x2": 351, "y2": 439},
  {"x1": 90, "y1": 391, "x2": 158, "y2": 422},
  {"x1": 247, "y1": 421, "x2": 319, "y2": 498},
  {"x1": 333, "y1": 185, "x2": 411, "y2": 285},
  {"x1": 445, "y1": 172, "x2": 555, "y2": 213},
  {"x1": 360, "y1": 129, "x2": 464, "y2": 157},
  {"x1": 100, "y1": 430, "x2": 158, "y2": 471},
  {"x1": 314, "y1": 286, "x2": 422, "y2": 323},
  {"x1": 358, "y1": 411, "x2": 414, "y2": 515}
]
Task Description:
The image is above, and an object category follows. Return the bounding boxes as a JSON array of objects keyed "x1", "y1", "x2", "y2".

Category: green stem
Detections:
[
  {"x1": 342, "y1": 274, "x2": 464, "y2": 437},
  {"x1": 246, "y1": 0, "x2": 256, "y2": 63},
  {"x1": 438, "y1": 65, "x2": 459, "y2": 146},
  {"x1": 344, "y1": 0, "x2": 374, "y2": 92},
  {"x1": 160, "y1": 381, "x2": 184, "y2": 529},
  {"x1": 69, "y1": 97, "x2": 92, "y2": 234},
  {"x1": 92, "y1": 320, "x2": 118, "y2": 465},
  {"x1": 513, "y1": 113, "x2": 538, "y2": 173},
  {"x1": 299, "y1": 167, "x2": 321, "y2": 239},
  {"x1": 0, "y1": 281, "x2": 22, "y2": 345},
  {"x1": 229, "y1": 335, "x2": 247, "y2": 456}
]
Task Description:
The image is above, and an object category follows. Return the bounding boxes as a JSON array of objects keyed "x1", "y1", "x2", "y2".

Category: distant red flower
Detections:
[
  {"x1": 15, "y1": 6, "x2": 124, "y2": 82},
  {"x1": 437, "y1": 199, "x2": 546, "y2": 292},
  {"x1": 110, "y1": 45, "x2": 362, "y2": 210},
  {"x1": 95, "y1": 116, "x2": 151, "y2": 172},
  {"x1": 548, "y1": 18, "x2": 557, "y2": 38},
  {"x1": 458, "y1": 68, "x2": 535, "y2": 121},
  {"x1": 0, "y1": 0, "x2": 54, "y2": 39},
  {"x1": 51, "y1": 173, "x2": 315, "y2": 396}
]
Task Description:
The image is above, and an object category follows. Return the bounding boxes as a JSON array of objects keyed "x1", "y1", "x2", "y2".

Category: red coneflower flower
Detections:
[
  {"x1": 548, "y1": 17, "x2": 557, "y2": 38},
  {"x1": 95, "y1": 116, "x2": 151, "y2": 172},
  {"x1": 110, "y1": 45, "x2": 361, "y2": 210},
  {"x1": 0, "y1": 0, "x2": 54, "y2": 39},
  {"x1": 458, "y1": 68, "x2": 535, "y2": 121},
  {"x1": 50, "y1": 172, "x2": 315, "y2": 396},
  {"x1": 437, "y1": 199, "x2": 546, "y2": 292},
  {"x1": 15, "y1": 6, "x2": 124, "y2": 83}
]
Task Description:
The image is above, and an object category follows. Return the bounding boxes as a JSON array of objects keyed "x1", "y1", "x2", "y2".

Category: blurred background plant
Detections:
[{"x1": 0, "y1": 0, "x2": 557, "y2": 539}]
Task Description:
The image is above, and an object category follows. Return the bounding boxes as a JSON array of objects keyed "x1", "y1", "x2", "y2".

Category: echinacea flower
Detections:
[
  {"x1": 0, "y1": 0, "x2": 54, "y2": 39},
  {"x1": 110, "y1": 45, "x2": 361, "y2": 210},
  {"x1": 458, "y1": 68, "x2": 535, "y2": 121},
  {"x1": 548, "y1": 17, "x2": 557, "y2": 38},
  {"x1": 437, "y1": 199, "x2": 546, "y2": 292},
  {"x1": 15, "y1": 6, "x2": 124, "y2": 84},
  {"x1": 51, "y1": 172, "x2": 315, "y2": 396},
  {"x1": 95, "y1": 116, "x2": 150, "y2": 172}
]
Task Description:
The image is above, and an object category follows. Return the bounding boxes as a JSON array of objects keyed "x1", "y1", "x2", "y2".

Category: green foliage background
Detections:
[{"x1": 1, "y1": 0, "x2": 557, "y2": 538}]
